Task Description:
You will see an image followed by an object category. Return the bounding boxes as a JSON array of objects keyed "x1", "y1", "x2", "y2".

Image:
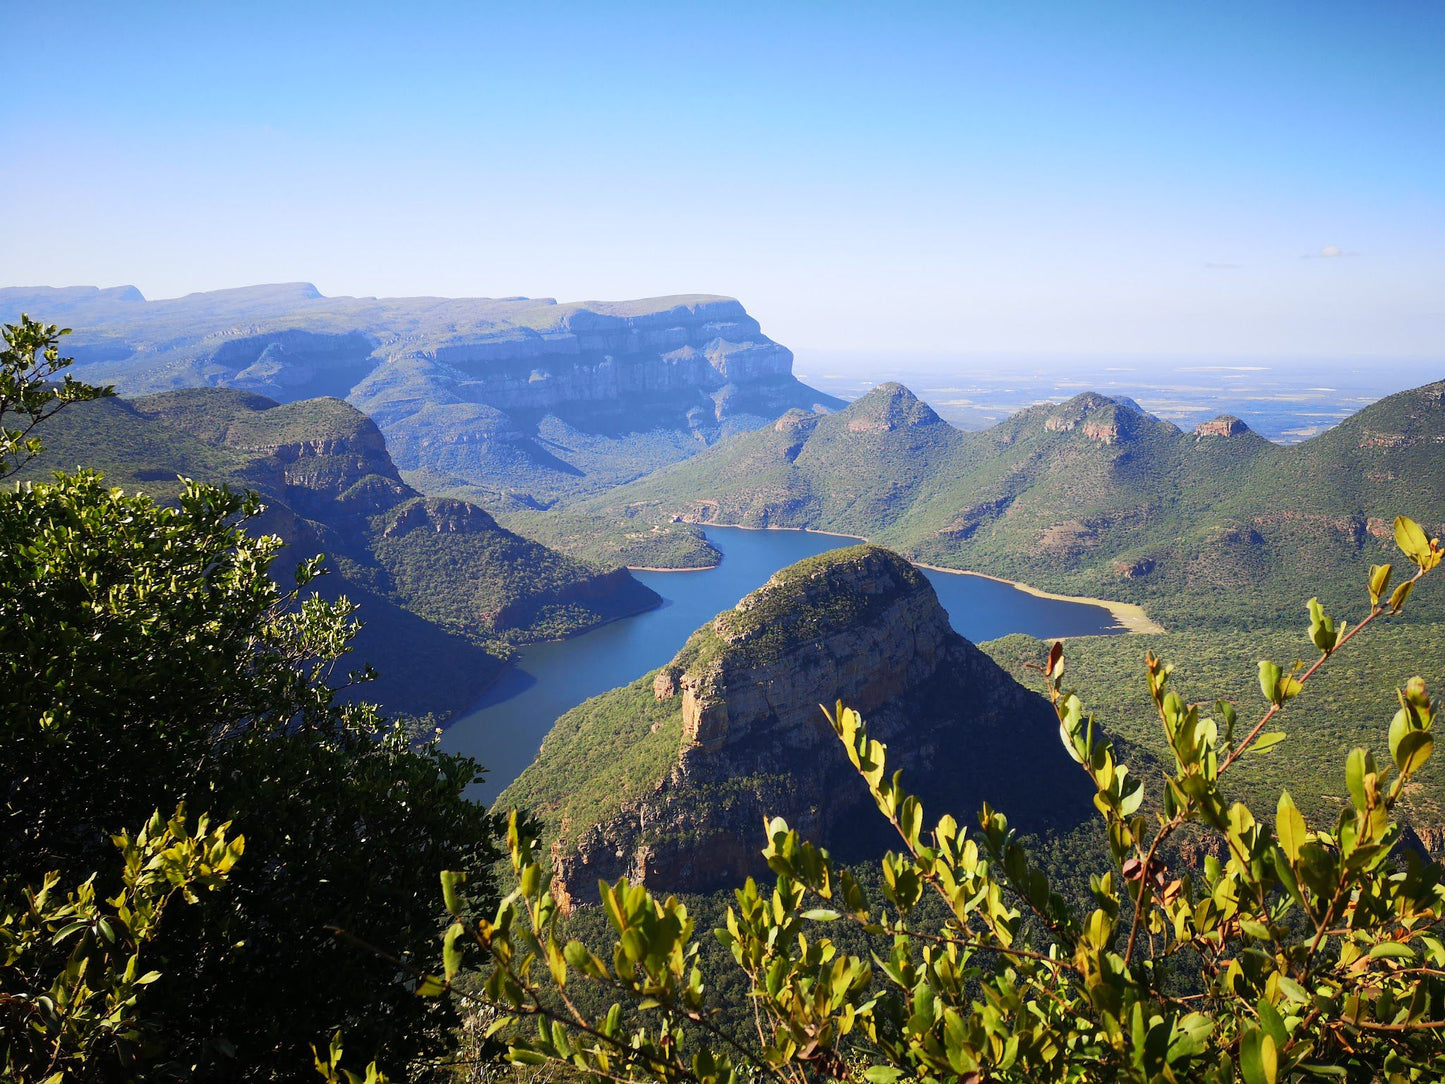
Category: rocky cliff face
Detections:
[
  {"x1": 526, "y1": 546, "x2": 1089, "y2": 905},
  {"x1": 0, "y1": 284, "x2": 840, "y2": 509}
]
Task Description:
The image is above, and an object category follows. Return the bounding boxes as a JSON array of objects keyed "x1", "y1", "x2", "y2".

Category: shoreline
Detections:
[
  {"x1": 633, "y1": 519, "x2": 1166, "y2": 636},
  {"x1": 910, "y1": 562, "x2": 1167, "y2": 635}
]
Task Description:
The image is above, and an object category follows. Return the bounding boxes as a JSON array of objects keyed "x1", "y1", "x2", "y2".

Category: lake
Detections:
[{"x1": 442, "y1": 526, "x2": 1123, "y2": 805}]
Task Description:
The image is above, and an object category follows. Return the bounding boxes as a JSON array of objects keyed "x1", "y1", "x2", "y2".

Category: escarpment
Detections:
[
  {"x1": 0, "y1": 284, "x2": 841, "y2": 508},
  {"x1": 503, "y1": 546, "x2": 1091, "y2": 905}
]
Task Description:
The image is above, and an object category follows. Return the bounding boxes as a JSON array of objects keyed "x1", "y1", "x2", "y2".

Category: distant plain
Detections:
[{"x1": 799, "y1": 353, "x2": 1437, "y2": 442}]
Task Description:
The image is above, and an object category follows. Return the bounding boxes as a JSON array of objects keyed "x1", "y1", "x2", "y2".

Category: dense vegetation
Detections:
[
  {"x1": 1, "y1": 317, "x2": 502, "y2": 1080},
  {"x1": 500, "y1": 672, "x2": 687, "y2": 850}
]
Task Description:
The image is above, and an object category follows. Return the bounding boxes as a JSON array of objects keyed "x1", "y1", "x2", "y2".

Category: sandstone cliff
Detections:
[
  {"x1": 501, "y1": 546, "x2": 1090, "y2": 905},
  {"x1": 0, "y1": 285, "x2": 841, "y2": 509}
]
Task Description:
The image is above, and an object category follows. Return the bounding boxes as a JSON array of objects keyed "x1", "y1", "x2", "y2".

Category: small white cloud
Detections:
[
  {"x1": 1320, "y1": 244, "x2": 1342, "y2": 258},
  {"x1": 1204, "y1": 261, "x2": 1241, "y2": 270}
]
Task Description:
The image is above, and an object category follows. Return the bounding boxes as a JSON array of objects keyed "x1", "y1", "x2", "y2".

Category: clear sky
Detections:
[{"x1": 4, "y1": 2, "x2": 1442, "y2": 359}]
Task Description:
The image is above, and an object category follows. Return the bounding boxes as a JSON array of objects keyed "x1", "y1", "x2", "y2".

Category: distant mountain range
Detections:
[
  {"x1": 0, "y1": 284, "x2": 841, "y2": 510},
  {"x1": 538, "y1": 378, "x2": 1445, "y2": 630},
  {"x1": 13, "y1": 388, "x2": 660, "y2": 720}
]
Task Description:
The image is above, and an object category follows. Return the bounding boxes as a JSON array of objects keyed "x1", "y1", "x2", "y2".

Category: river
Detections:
[{"x1": 442, "y1": 526, "x2": 1123, "y2": 804}]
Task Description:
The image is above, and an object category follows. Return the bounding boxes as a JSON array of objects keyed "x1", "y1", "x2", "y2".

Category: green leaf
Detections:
[
  {"x1": 443, "y1": 922, "x2": 465, "y2": 981},
  {"x1": 1259, "y1": 660, "x2": 1283, "y2": 706},
  {"x1": 800, "y1": 908, "x2": 841, "y2": 922},
  {"x1": 1369, "y1": 941, "x2": 1415, "y2": 960},
  {"x1": 1256, "y1": 999, "x2": 1287, "y2": 1048},
  {"x1": 1307, "y1": 597, "x2": 1339, "y2": 653},
  {"x1": 1369, "y1": 563, "x2": 1392, "y2": 607},
  {"x1": 1394, "y1": 730, "x2": 1433, "y2": 776},
  {"x1": 1388, "y1": 579, "x2": 1414, "y2": 613},
  {"x1": 1395, "y1": 516, "x2": 1431, "y2": 565},
  {"x1": 440, "y1": 870, "x2": 468, "y2": 917},
  {"x1": 1248, "y1": 732, "x2": 1287, "y2": 756},
  {"x1": 1276, "y1": 790, "x2": 1306, "y2": 862},
  {"x1": 863, "y1": 1068, "x2": 905, "y2": 1084},
  {"x1": 1240, "y1": 1028, "x2": 1278, "y2": 1084},
  {"x1": 1345, "y1": 749, "x2": 1369, "y2": 810}
]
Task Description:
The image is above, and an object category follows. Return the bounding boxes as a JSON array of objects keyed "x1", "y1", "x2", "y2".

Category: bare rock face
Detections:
[
  {"x1": 1195, "y1": 415, "x2": 1250, "y2": 439},
  {"x1": 546, "y1": 546, "x2": 1089, "y2": 903}
]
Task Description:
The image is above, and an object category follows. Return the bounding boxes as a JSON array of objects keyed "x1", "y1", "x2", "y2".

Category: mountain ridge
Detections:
[
  {"x1": 0, "y1": 284, "x2": 842, "y2": 509},
  {"x1": 536, "y1": 378, "x2": 1445, "y2": 629},
  {"x1": 12, "y1": 388, "x2": 662, "y2": 719}
]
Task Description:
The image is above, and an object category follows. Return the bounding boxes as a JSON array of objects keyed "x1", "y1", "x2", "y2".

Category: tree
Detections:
[
  {"x1": 0, "y1": 315, "x2": 111, "y2": 478},
  {"x1": 419, "y1": 519, "x2": 1445, "y2": 1083},
  {"x1": 1, "y1": 322, "x2": 501, "y2": 1079}
]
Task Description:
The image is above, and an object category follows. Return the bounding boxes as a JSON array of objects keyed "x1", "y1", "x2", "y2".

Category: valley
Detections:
[{"x1": 445, "y1": 524, "x2": 1126, "y2": 805}]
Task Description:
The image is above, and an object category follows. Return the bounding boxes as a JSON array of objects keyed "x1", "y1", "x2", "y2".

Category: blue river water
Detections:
[{"x1": 442, "y1": 526, "x2": 1123, "y2": 804}]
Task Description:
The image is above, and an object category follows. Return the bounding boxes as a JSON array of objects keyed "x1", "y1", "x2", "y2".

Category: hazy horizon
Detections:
[{"x1": 5, "y1": 3, "x2": 1442, "y2": 361}]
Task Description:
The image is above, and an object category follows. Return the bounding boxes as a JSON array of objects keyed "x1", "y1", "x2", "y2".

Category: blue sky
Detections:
[{"x1": 4, "y1": 2, "x2": 1442, "y2": 358}]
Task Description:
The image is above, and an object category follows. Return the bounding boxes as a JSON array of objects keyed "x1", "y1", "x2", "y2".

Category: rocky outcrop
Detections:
[
  {"x1": 1195, "y1": 415, "x2": 1249, "y2": 439},
  {"x1": 541, "y1": 546, "x2": 1089, "y2": 903},
  {"x1": 383, "y1": 498, "x2": 500, "y2": 537}
]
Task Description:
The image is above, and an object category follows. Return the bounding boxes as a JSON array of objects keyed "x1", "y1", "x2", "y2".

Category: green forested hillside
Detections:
[
  {"x1": 534, "y1": 379, "x2": 1445, "y2": 630},
  {"x1": 12, "y1": 389, "x2": 660, "y2": 719}
]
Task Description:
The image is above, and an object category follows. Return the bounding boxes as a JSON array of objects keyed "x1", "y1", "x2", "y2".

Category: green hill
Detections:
[
  {"x1": 13, "y1": 389, "x2": 661, "y2": 720},
  {"x1": 501, "y1": 545, "x2": 1091, "y2": 902},
  {"x1": 535, "y1": 379, "x2": 1445, "y2": 630}
]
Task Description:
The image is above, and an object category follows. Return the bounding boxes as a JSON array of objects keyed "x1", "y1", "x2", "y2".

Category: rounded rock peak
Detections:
[{"x1": 844, "y1": 383, "x2": 942, "y2": 431}]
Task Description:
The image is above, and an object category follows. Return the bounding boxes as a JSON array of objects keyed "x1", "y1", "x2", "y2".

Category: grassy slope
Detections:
[
  {"x1": 498, "y1": 672, "x2": 685, "y2": 845},
  {"x1": 980, "y1": 609, "x2": 1445, "y2": 833}
]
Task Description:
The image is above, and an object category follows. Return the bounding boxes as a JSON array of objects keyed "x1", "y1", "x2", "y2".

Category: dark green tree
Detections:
[{"x1": 1, "y1": 322, "x2": 501, "y2": 1079}]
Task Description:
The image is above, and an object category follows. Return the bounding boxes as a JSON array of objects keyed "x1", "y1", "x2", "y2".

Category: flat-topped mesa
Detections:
[
  {"x1": 410, "y1": 297, "x2": 800, "y2": 413},
  {"x1": 517, "y1": 545, "x2": 1090, "y2": 904},
  {"x1": 1195, "y1": 415, "x2": 1251, "y2": 439}
]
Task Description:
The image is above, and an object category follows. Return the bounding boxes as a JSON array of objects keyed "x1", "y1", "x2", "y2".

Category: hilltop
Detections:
[
  {"x1": 13, "y1": 389, "x2": 661, "y2": 719},
  {"x1": 539, "y1": 379, "x2": 1445, "y2": 629},
  {"x1": 500, "y1": 545, "x2": 1090, "y2": 902},
  {"x1": 0, "y1": 284, "x2": 841, "y2": 508}
]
